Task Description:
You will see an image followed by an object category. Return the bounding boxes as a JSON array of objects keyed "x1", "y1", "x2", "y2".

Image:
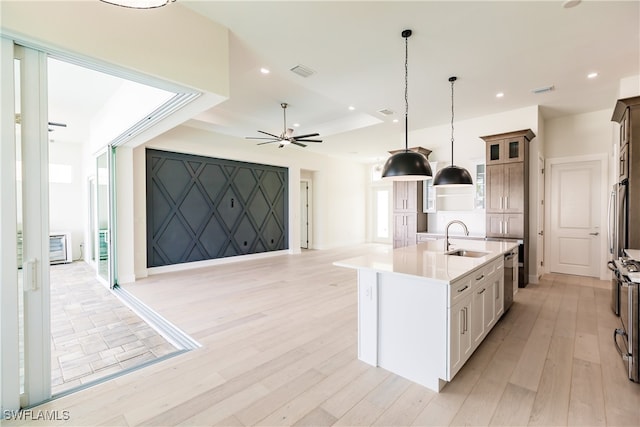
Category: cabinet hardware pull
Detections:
[
  {"x1": 589, "y1": 232, "x2": 599, "y2": 236},
  {"x1": 478, "y1": 288, "x2": 486, "y2": 294},
  {"x1": 505, "y1": 196, "x2": 508, "y2": 209},
  {"x1": 460, "y1": 309, "x2": 465, "y2": 335},
  {"x1": 499, "y1": 197, "x2": 503, "y2": 210},
  {"x1": 504, "y1": 222, "x2": 508, "y2": 235},
  {"x1": 499, "y1": 221, "x2": 503, "y2": 234},
  {"x1": 457, "y1": 285, "x2": 469, "y2": 292},
  {"x1": 463, "y1": 307, "x2": 468, "y2": 333},
  {"x1": 476, "y1": 274, "x2": 484, "y2": 281}
]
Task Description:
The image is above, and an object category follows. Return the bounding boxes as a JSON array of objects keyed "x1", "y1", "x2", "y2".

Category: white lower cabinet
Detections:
[
  {"x1": 447, "y1": 257, "x2": 505, "y2": 381},
  {"x1": 448, "y1": 293, "x2": 472, "y2": 379}
]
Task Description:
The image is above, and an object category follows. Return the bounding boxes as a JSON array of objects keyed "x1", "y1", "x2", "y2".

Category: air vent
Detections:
[
  {"x1": 290, "y1": 64, "x2": 315, "y2": 78},
  {"x1": 378, "y1": 108, "x2": 395, "y2": 116},
  {"x1": 531, "y1": 85, "x2": 555, "y2": 94}
]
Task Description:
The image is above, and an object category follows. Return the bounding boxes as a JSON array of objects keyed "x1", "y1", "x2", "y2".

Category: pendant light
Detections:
[
  {"x1": 381, "y1": 30, "x2": 433, "y2": 181},
  {"x1": 433, "y1": 76, "x2": 473, "y2": 187}
]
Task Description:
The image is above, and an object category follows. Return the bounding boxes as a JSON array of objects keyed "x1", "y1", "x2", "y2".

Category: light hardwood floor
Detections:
[{"x1": 8, "y1": 245, "x2": 640, "y2": 426}]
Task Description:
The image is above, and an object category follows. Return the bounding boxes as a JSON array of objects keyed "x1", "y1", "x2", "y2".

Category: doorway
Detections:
[
  {"x1": 548, "y1": 156, "x2": 606, "y2": 277},
  {"x1": 300, "y1": 180, "x2": 311, "y2": 249}
]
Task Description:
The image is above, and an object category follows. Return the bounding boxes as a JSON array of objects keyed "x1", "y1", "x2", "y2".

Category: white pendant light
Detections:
[
  {"x1": 100, "y1": 0, "x2": 175, "y2": 9},
  {"x1": 381, "y1": 30, "x2": 433, "y2": 181},
  {"x1": 433, "y1": 76, "x2": 473, "y2": 187}
]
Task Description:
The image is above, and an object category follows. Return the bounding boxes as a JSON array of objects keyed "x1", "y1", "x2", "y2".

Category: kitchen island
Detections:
[{"x1": 334, "y1": 239, "x2": 518, "y2": 392}]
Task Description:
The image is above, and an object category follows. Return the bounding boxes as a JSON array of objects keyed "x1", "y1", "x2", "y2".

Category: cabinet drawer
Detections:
[{"x1": 450, "y1": 275, "x2": 473, "y2": 306}]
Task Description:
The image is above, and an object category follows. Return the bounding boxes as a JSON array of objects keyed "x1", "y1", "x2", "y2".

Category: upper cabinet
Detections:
[{"x1": 485, "y1": 129, "x2": 534, "y2": 165}]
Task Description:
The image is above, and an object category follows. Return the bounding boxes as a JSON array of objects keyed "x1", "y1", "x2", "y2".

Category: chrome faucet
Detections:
[{"x1": 445, "y1": 220, "x2": 469, "y2": 252}]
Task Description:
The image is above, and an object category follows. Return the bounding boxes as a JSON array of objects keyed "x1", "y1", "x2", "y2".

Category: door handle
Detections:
[
  {"x1": 589, "y1": 232, "x2": 599, "y2": 236},
  {"x1": 538, "y1": 231, "x2": 544, "y2": 236}
]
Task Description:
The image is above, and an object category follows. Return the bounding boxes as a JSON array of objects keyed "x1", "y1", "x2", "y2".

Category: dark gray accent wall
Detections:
[{"x1": 146, "y1": 149, "x2": 288, "y2": 267}]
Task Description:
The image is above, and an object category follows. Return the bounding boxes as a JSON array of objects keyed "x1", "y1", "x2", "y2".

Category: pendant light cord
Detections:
[
  {"x1": 404, "y1": 32, "x2": 409, "y2": 152},
  {"x1": 449, "y1": 76, "x2": 457, "y2": 166}
]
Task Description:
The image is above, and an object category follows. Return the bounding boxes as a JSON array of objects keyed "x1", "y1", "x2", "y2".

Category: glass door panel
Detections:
[{"x1": 96, "y1": 151, "x2": 110, "y2": 285}]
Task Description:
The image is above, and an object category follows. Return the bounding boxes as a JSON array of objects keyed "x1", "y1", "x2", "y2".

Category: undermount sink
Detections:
[{"x1": 445, "y1": 249, "x2": 490, "y2": 258}]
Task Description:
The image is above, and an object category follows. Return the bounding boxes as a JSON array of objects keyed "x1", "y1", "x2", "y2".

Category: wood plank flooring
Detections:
[{"x1": 7, "y1": 245, "x2": 640, "y2": 426}]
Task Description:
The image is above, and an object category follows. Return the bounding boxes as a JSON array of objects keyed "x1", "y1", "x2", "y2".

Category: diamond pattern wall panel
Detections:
[{"x1": 146, "y1": 149, "x2": 288, "y2": 267}]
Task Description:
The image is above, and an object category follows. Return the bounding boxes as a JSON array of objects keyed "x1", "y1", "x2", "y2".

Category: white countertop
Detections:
[{"x1": 334, "y1": 239, "x2": 519, "y2": 284}]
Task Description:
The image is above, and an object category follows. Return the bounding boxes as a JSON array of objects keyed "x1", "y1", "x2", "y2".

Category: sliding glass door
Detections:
[{"x1": 1, "y1": 40, "x2": 51, "y2": 411}]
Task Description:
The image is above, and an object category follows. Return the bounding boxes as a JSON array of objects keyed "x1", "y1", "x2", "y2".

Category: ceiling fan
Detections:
[{"x1": 246, "y1": 103, "x2": 322, "y2": 148}]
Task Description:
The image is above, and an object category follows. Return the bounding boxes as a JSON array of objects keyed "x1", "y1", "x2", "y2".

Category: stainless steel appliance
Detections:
[
  {"x1": 503, "y1": 248, "x2": 518, "y2": 311},
  {"x1": 612, "y1": 258, "x2": 640, "y2": 382},
  {"x1": 609, "y1": 185, "x2": 621, "y2": 315}
]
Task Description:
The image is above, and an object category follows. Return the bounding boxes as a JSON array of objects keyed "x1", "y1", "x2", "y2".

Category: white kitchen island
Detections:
[{"x1": 334, "y1": 239, "x2": 518, "y2": 392}]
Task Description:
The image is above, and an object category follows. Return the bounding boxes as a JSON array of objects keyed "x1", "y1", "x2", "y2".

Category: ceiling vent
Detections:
[
  {"x1": 531, "y1": 85, "x2": 555, "y2": 94},
  {"x1": 290, "y1": 64, "x2": 315, "y2": 78},
  {"x1": 377, "y1": 108, "x2": 395, "y2": 116}
]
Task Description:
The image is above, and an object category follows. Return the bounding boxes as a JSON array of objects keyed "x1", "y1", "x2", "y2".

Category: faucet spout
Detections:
[{"x1": 445, "y1": 220, "x2": 469, "y2": 252}]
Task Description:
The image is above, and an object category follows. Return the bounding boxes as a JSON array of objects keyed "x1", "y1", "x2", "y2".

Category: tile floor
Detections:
[{"x1": 49, "y1": 261, "x2": 178, "y2": 395}]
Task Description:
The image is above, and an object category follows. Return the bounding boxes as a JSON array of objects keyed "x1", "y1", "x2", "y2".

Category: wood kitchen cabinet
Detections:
[
  {"x1": 393, "y1": 181, "x2": 426, "y2": 248},
  {"x1": 481, "y1": 129, "x2": 535, "y2": 286},
  {"x1": 485, "y1": 134, "x2": 528, "y2": 165},
  {"x1": 391, "y1": 147, "x2": 431, "y2": 248}
]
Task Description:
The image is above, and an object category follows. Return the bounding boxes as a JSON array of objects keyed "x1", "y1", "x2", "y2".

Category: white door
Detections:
[
  {"x1": 372, "y1": 187, "x2": 392, "y2": 243},
  {"x1": 300, "y1": 181, "x2": 309, "y2": 249},
  {"x1": 537, "y1": 155, "x2": 545, "y2": 278},
  {"x1": 549, "y1": 160, "x2": 602, "y2": 276}
]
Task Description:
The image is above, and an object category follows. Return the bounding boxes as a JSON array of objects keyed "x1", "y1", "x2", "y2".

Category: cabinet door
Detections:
[
  {"x1": 471, "y1": 285, "x2": 486, "y2": 346},
  {"x1": 486, "y1": 214, "x2": 504, "y2": 238},
  {"x1": 486, "y1": 138, "x2": 504, "y2": 165},
  {"x1": 493, "y1": 272, "x2": 504, "y2": 319},
  {"x1": 483, "y1": 279, "x2": 496, "y2": 330},
  {"x1": 406, "y1": 181, "x2": 418, "y2": 211},
  {"x1": 485, "y1": 165, "x2": 504, "y2": 213},
  {"x1": 393, "y1": 182, "x2": 409, "y2": 211},
  {"x1": 503, "y1": 163, "x2": 524, "y2": 213},
  {"x1": 619, "y1": 142, "x2": 629, "y2": 181},
  {"x1": 502, "y1": 137, "x2": 525, "y2": 164},
  {"x1": 448, "y1": 295, "x2": 472, "y2": 379},
  {"x1": 405, "y1": 214, "x2": 417, "y2": 246},
  {"x1": 503, "y1": 213, "x2": 524, "y2": 238}
]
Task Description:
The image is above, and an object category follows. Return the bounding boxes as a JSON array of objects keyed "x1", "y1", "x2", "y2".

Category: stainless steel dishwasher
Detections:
[{"x1": 504, "y1": 248, "x2": 518, "y2": 311}]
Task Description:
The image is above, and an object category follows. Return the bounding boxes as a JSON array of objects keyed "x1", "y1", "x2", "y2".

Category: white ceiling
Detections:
[
  {"x1": 180, "y1": 0, "x2": 639, "y2": 162},
  {"x1": 46, "y1": 1, "x2": 639, "y2": 164}
]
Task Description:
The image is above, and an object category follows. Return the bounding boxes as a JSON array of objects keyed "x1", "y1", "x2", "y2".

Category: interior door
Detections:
[
  {"x1": 549, "y1": 160, "x2": 601, "y2": 276},
  {"x1": 537, "y1": 155, "x2": 545, "y2": 277},
  {"x1": 300, "y1": 181, "x2": 309, "y2": 249}
]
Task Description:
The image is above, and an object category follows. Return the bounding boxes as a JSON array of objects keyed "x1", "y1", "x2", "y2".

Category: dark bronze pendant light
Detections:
[
  {"x1": 381, "y1": 30, "x2": 433, "y2": 181},
  {"x1": 433, "y1": 76, "x2": 473, "y2": 186}
]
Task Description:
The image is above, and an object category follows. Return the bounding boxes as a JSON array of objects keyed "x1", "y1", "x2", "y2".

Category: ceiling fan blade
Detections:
[
  {"x1": 257, "y1": 130, "x2": 281, "y2": 138},
  {"x1": 246, "y1": 136, "x2": 282, "y2": 140},
  {"x1": 292, "y1": 132, "x2": 319, "y2": 139},
  {"x1": 295, "y1": 139, "x2": 323, "y2": 143},
  {"x1": 257, "y1": 140, "x2": 279, "y2": 145},
  {"x1": 291, "y1": 141, "x2": 307, "y2": 148}
]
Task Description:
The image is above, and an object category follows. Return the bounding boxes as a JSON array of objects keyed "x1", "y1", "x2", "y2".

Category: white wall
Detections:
[
  {"x1": 130, "y1": 125, "x2": 367, "y2": 279},
  {"x1": 544, "y1": 109, "x2": 614, "y2": 160},
  {"x1": 1, "y1": 1, "x2": 229, "y2": 96},
  {"x1": 409, "y1": 105, "x2": 539, "y2": 237},
  {"x1": 48, "y1": 141, "x2": 84, "y2": 261}
]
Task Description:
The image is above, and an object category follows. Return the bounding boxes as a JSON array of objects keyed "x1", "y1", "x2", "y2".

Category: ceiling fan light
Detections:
[
  {"x1": 381, "y1": 151, "x2": 433, "y2": 181},
  {"x1": 432, "y1": 165, "x2": 474, "y2": 187},
  {"x1": 99, "y1": 0, "x2": 174, "y2": 8}
]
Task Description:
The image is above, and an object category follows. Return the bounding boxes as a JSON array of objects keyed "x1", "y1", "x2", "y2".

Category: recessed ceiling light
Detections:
[
  {"x1": 260, "y1": 67, "x2": 270, "y2": 74},
  {"x1": 496, "y1": 92, "x2": 504, "y2": 98},
  {"x1": 587, "y1": 72, "x2": 598, "y2": 79},
  {"x1": 393, "y1": 119, "x2": 399, "y2": 123},
  {"x1": 293, "y1": 123, "x2": 300, "y2": 127},
  {"x1": 348, "y1": 106, "x2": 355, "y2": 111}
]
